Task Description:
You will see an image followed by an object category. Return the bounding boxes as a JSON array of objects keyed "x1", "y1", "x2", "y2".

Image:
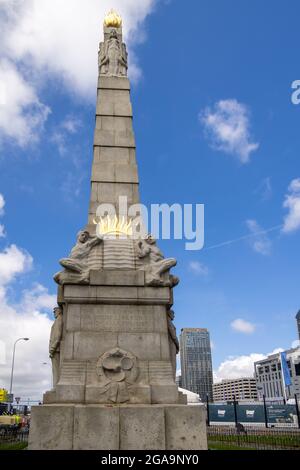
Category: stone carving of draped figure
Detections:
[{"x1": 99, "y1": 29, "x2": 128, "y2": 77}]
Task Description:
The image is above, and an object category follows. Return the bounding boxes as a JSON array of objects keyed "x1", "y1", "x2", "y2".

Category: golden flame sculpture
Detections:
[
  {"x1": 94, "y1": 215, "x2": 132, "y2": 238},
  {"x1": 104, "y1": 9, "x2": 122, "y2": 28}
]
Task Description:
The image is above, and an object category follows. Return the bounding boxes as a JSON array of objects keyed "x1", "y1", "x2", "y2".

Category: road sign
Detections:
[
  {"x1": 15, "y1": 397, "x2": 21, "y2": 404},
  {"x1": 6, "y1": 394, "x2": 14, "y2": 404}
]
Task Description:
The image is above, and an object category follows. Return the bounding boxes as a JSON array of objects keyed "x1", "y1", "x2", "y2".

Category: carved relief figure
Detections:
[
  {"x1": 54, "y1": 230, "x2": 103, "y2": 285},
  {"x1": 99, "y1": 29, "x2": 128, "y2": 77},
  {"x1": 167, "y1": 310, "x2": 180, "y2": 379},
  {"x1": 96, "y1": 348, "x2": 138, "y2": 403},
  {"x1": 49, "y1": 307, "x2": 63, "y2": 387},
  {"x1": 136, "y1": 235, "x2": 179, "y2": 287}
]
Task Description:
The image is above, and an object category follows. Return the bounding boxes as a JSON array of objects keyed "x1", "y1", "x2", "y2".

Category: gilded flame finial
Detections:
[{"x1": 104, "y1": 9, "x2": 122, "y2": 28}]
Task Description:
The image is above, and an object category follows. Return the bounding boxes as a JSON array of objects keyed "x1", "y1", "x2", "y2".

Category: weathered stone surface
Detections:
[
  {"x1": 73, "y1": 406, "x2": 119, "y2": 450},
  {"x1": 89, "y1": 182, "x2": 139, "y2": 207},
  {"x1": 96, "y1": 116, "x2": 133, "y2": 132},
  {"x1": 96, "y1": 89, "x2": 133, "y2": 117},
  {"x1": 56, "y1": 384, "x2": 85, "y2": 403},
  {"x1": 151, "y1": 385, "x2": 179, "y2": 404},
  {"x1": 165, "y1": 405, "x2": 208, "y2": 450},
  {"x1": 64, "y1": 284, "x2": 172, "y2": 305},
  {"x1": 90, "y1": 269, "x2": 144, "y2": 286},
  {"x1": 160, "y1": 333, "x2": 171, "y2": 360},
  {"x1": 66, "y1": 305, "x2": 81, "y2": 331},
  {"x1": 91, "y1": 162, "x2": 138, "y2": 184},
  {"x1": 94, "y1": 129, "x2": 135, "y2": 148},
  {"x1": 98, "y1": 76, "x2": 130, "y2": 90},
  {"x1": 73, "y1": 332, "x2": 118, "y2": 360},
  {"x1": 120, "y1": 406, "x2": 165, "y2": 450},
  {"x1": 29, "y1": 404, "x2": 207, "y2": 450},
  {"x1": 75, "y1": 406, "x2": 117, "y2": 449},
  {"x1": 28, "y1": 405, "x2": 74, "y2": 450},
  {"x1": 61, "y1": 332, "x2": 74, "y2": 360},
  {"x1": 127, "y1": 385, "x2": 151, "y2": 404},
  {"x1": 149, "y1": 361, "x2": 174, "y2": 384},
  {"x1": 59, "y1": 361, "x2": 87, "y2": 384},
  {"x1": 93, "y1": 146, "x2": 136, "y2": 165},
  {"x1": 118, "y1": 333, "x2": 161, "y2": 361}
]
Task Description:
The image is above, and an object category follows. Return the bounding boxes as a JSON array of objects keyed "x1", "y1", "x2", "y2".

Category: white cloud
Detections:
[
  {"x1": 0, "y1": 59, "x2": 50, "y2": 146},
  {"x1": 0, "y1": 224, "x2": 5, "y2": 238},
  {"x1": 50, "y1": 116, "x2": 82, "y2": 157},
  {"x1": 0, "y1": 193, "x2": 5, "y2": 237},
  {"x1": 292, "y1": 340, "x2": 300, "y2": 349},
  {"x1": 0, "y1": 193, "x2": 5, "y2": 215},
  {"x1": 0, "y1": 247, "x2": 55, "y2": 399},
  {"x1": 201, "y1": 99, "x2": 259, "y2": 164},
  {"x1": 61, "y1": 116, "x2": 82, "y2": 135},
  {"x1": 214, "y1": 348, "x2": 284, "y2": 383},
  {"x1": 283, "y1": 178, "x2": 300, "y2": 233},
  {"x1": 214, "y1": 353, "x2": 265, "y2": 382},
  {"x1": 189, "y1": 261, "x2": 209, "y2": 276},
  {"x1": 0, "y1": 289, "x2": 55, "y2": 400},
  {"x1": 0, "y1": 200, "x2": 56, "y2": 399},
  {"x1": 255, "y1": 177, "x2": 272, "y2": 201},
  {"x1": 231, "y1": 318, "x2": 256, "y2": 334},
  {"x1": 246, "y1": 219, "x2": 272, "y2": 255},
  {"x1": 0, "y1": 0, "x2": 158, "y2": 145},
  {"x1": 0, "y1": 245, "x2": 33, "y2": 285}
]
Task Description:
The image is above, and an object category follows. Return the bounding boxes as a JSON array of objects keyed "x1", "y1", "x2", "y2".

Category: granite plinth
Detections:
[{"x1": 28, "y1": 404, "x2": 208, "y2": 450}]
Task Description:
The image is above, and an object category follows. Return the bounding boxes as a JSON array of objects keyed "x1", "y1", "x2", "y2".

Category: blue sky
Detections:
[{"x1": 0, "y1": 0, "x2": 300, "y2": 397}]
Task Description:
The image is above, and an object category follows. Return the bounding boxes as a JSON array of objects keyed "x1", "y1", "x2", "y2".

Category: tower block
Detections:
[{"x1": 29, "y1": 11, "x2": 207, "y2": 450}]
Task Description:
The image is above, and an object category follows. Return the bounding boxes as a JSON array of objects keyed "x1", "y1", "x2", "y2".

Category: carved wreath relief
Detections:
[{"x1": 96, "y1": 348, "x2": 138, "y2": 403}]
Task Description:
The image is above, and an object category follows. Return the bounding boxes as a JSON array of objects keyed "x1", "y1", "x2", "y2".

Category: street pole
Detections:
[
  {"x1": 9, "y1": 338, "x2": 29, "y2": 410},
  {"x1": 295, "y1": 394, "x2": 300, "y2": 430},
  {"x1": 263, "y1": 394, "x2": 268, "y2": 428},
  {"x1": 233, "y1": 395, "x2": 238, "y2": 428},
  {"x1": 206, "y1": 394, "x2": 210, "y2": 426}
]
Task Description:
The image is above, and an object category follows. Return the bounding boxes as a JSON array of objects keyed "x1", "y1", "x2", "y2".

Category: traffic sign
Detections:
[{"x1": 6, "y1": 394, "x2": 14, "y2": 404}]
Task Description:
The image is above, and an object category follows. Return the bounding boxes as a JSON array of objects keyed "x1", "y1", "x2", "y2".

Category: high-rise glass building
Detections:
[
  {"x1": 180, "y1": 328, "x2": 213, "y2": 401},
  {"x1": 296, "y1": 310, "x2": 300, "y2": 342}
]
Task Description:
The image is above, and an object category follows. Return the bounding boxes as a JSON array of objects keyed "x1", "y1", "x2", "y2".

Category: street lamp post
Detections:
[{"x1": 9, "y1": 338, "x2": 30, "y2": 408}]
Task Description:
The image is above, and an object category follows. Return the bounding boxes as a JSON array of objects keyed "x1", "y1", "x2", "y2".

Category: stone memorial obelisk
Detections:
[{"x1": 29, "y1": 11, "x2": 207, "y2": 450}]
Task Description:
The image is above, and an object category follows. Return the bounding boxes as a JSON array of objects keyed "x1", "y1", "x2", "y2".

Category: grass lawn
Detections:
[
  {"x1": 208, "y1": 441, "x2": 256, "y2": 451},
  {"x1": 208, "y1": 433, "x2": 300, "y2": 450},
  {"x1": 0, "y1": 442, "x2": 28, "y2": 451}
]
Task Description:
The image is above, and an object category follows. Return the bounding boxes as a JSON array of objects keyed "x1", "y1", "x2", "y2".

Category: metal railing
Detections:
[
  {"x1": 0, "y1": 426, "x2": 29, "y2": 447},
  {"x1": 207, "y1": 425, "x2": 300, "y2": 450}
]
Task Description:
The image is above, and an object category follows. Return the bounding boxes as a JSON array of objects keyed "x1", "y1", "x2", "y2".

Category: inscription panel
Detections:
[{"x1": 80, "y1": 305, "x2": 157, "y2": 333}]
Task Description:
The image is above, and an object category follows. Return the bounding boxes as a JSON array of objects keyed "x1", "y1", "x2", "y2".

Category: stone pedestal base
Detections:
[{"x1": 28, "y1": 404, "x2": 207, "y2": 450}]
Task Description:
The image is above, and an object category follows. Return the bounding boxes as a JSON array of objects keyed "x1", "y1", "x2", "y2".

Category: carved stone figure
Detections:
[
  {"x1": 167, "y1": 310, "x2": 180, "y2": 379},
  {"x1": 54, "y1": 230, "x2": 103, "y2": 285},
  {"x1": 49, "y1": 307, "x2": 63, "y2": 387},
  {"x1": 96, "y1": 348, "x2": 138, "y2": 403},
  {"x1": 136, "y1": 235, "x2": 179, "y2": 287},
  {"x1": 99, "y1": 29, "x2": 128, "y2": 77}
]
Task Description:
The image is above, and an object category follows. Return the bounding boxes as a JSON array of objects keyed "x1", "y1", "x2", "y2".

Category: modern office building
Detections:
[
  {"x1": 175, "y1": 375, "x2": 182, "y2": 388},
  {"x1": 180, "y1": 328, "x2": 213, "y2": 401},
  {"x1": 296, "y1": 310, "x2": 300, "y2": 342},
  {"x1": 213, "y1": 377, "x2": 258, "y2": 402},
  {"x1": 254, "y1": 348, "x2": 300, "y2": 401}
]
